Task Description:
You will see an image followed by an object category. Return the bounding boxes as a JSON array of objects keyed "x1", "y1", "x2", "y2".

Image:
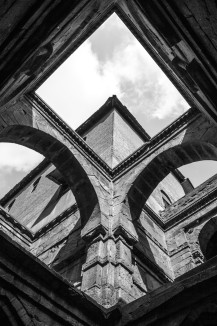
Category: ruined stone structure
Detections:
[{"x1": 1, "y1": 0, "x2": 217, "y2": 325}]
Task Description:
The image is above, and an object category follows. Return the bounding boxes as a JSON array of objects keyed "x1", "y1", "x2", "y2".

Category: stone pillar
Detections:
[
  {"x1": 169, "y1": 229, "x2": 197, "y2": 278},
  {"x1": 80, "y1": 197, "x2": 146, "y2": 307}
]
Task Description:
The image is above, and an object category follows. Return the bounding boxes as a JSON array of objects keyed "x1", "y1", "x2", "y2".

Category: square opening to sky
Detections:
[
  {"x1": 0, "y1": 14, "x2": 217, "y2": 208},
  {"x1": 36, "y1": 13, "x2": 189, "y2": 137}
]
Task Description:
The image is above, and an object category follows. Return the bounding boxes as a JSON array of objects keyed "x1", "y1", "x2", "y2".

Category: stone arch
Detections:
[
  {"x1": 0, "y1": 114, "x2": 99, "y2": 227},
  {"x1": 125, "y1": 141, "x2": 217, "y2": 220},
  {"x1": 198, "y1": 216, "x2": 217, "y2": 260},
  {"x1": 0, "y1": 289, "x2": 34, "y2": 326}
]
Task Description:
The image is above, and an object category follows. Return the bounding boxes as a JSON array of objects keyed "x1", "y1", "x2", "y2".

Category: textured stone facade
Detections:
[{"x1": 1, "y1": 1, "x2": 217, "y2": 325}]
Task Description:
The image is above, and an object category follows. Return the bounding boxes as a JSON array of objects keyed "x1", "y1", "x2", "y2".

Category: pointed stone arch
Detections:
[
  {"x1": 125, "y1": 141, "x2": 217, "y2": 221},
  {"x1": 0, "y1": 98, "x2": 101, "y2": 227}
]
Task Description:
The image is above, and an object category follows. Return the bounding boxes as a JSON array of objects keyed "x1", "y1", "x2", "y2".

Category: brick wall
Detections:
[
  {"x1": 84, "y1": 111, "x2": 114, "y2": 166},
  {"x1": 147, "y1": 173, "x2": 185, "y2": 215},
  {"x1": 4, "y1": 164, "x2": 76, "y2": 233},
  {"x1": 84, "y1": 109, "x2": 145, "y2": 167},
  {"x1": 165, "y1": 177, "x2": 217, "y2": 278},
  {"x1": 113, "y1": 110, "x2": 144, "y2": 167}
]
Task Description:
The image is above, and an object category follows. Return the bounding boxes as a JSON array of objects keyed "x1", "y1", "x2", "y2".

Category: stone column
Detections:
[{"x1": 80, "y1": 196, "x2": 146, "y2": 307}]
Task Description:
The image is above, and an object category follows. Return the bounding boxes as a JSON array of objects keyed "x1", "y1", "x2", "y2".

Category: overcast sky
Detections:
[{"x1": 0, "y1": 13, "x2": 217, "y2": 198}]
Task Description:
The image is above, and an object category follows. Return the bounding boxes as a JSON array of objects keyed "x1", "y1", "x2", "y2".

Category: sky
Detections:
[
  {"x1": 0, "y1": 144, "x2": 43, "y2": 198},
  {"x1": 36, "y1": 13, "x2": 190, "y2": 135},
  {"x1": 0, "y1": 13, "x2": 217, "y2": 199}
]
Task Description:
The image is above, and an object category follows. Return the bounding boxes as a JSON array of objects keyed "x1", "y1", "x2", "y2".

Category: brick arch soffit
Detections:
[
  {"x1": 0, "y1": 123, "x2": 99, "y2": 227},
  {"x1": 124, "y1": 141, "x2": 217, "y2": 221},
  {"x1": 180, "y1": 302, "x2": 217, "y2": 326},
  {"x1": 198, "y1": 216, "x2": 217, "y2": 259},
  {"x1": 0, "y1": 288, "x2": 34, "y2": 326}
]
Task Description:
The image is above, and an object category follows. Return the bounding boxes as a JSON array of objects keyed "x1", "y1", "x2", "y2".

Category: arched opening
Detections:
[
  {"x1": 0, "y1": 143, "x2": 75, "y2": 232},
  {"x1": 199, "y1": 217, "x2": 217, "y2": 261},
  {"x1": 146, "y1": 160, "x2": 217, "y2": 216},
  {"x1": 0, "y1": 124, "x2": 100, "y2": 288},
  {"x1": 127, "y1": 141, "x2": 217, "y2": 220},
  {"x1": 205, "y1": 232, "x2": 217, "y2": 260},
  {"x1": 179, "y1": 160, "x2": 217, "y2": 188},
  {"x1": 0, "y1": 125, "x2": 99, "y2": 228},
  {"x1": 0, "y1": 97, "x2": 104, "y2": 289},
  {"x1": 0, "y1": 143, "x2": 43, "y2": 199}
]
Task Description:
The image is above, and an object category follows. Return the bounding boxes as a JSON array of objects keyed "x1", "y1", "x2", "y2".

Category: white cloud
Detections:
[
  {"x1": 103, "y1": 37, "x2": 189, "y2": 120},
  {"x1": 0, "y1": 143, "x2": 43, "y2": 172},
  {"x1": 37, "y1": 20, "x2": 189, "y2": 129},
  {"x1": 150, "y1": 71, "x2": 189, "y2": 119},
  {"x1": 37, "y1": 41, "x2": 123, "y2": 129}
]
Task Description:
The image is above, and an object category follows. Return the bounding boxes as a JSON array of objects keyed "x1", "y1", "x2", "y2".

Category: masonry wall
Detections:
[
  {"x1": 146, "y1": 172, "x2": 186, "y2": 214},
  {"x1": 3, "y1": 164, "x2": 76, "y2": 233},
  {"x1": 0, "y1": 104, "x2": 205, "y2": 304},
  {"x1": 132, "y1": 174, "x2": 217, "y2": 282},
  {"x1": 165, "y1": 174, "x2": 217, "y2": 278},
  {"x1": 132, "y1": 257, "x2": 163, "y2": 292},
  {"x1": 0, "y1": 122, "x2": 188, "y2": 291},
  {"x1": 84, "y1": 109, "x2": 145, "y2": 167},
  {"x1": 137, "y1": 210, "x2": 173, "y2": 279},
  {"x1": 0, "y1": 161, "x2": 85, "y2": 286},
  {"x1": 84, "y1": 111, "x2": 114, "y2": 167},
  {"x1": 30, "y1": 207, "x2": 84, "y2": 286},
  {"x1": 132, "y1": 174, "x2": 217, "y2": 284},
  {"x1": 113, "y1": 110, "x2": 145, "y2": 167}
]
